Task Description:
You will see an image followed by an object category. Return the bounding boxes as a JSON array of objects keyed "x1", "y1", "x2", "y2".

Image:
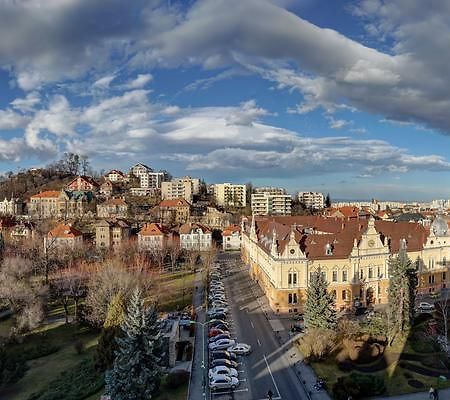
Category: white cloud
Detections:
[
  {"x1": 10, "y1": 92, "x2": 41, "y2": 112},
  {"x1": 125, "y1": 74, "x2": 153, "y2": 89},
  {"x1": 93, "y1": 74, "x2": 116, "y2": 88},
  {"x1": 0, "y1": 109, "x2": 30, "y2": 130}
]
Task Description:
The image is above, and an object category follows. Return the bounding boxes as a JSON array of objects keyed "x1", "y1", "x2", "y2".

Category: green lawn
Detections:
[
  {"x1": 0, "y1": 322, "x2": 99, "y2": 400},
  {"x1": 157, "y1": 270, "x2": 195, "y2": 311},
  {"x1": 85, "y1": 383, "x2": 188, "y2": 400}
]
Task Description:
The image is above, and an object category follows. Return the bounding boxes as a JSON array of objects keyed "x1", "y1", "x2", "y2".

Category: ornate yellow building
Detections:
[{"x1": 241, "y1": 215, "x2": 450, "y2": 313}]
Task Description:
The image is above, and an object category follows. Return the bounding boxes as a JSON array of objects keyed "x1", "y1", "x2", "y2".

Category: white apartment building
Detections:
[
  {"x1": 140, "y1": 172, "x2": 166, "y2": 189},
  {"x1": 130, "y1": 163, "x2": 153, "y2": 178},
  {"x1": 298, "y1": 192, "x2": 325, "y2": 209},
  {"x1": 254, "y1": 187, "x2": 286, "y2": 195},
  {"x1": 161, "y1": 177, "x2": 200, "y2": 203},
  {"x1": 213, "y1": 183, "x2": 246, "y2": 207},
  {"x1": 179, "y1": 223, "x2": 212, "y2": 251},
  {"x1": 251, "y1": 192, "x2": 292, "y2": 216}
]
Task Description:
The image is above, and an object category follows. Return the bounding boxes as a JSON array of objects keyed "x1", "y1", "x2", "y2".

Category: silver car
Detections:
[{"x1": 209, "y1": 375, "x2": 239, "y2": 391}]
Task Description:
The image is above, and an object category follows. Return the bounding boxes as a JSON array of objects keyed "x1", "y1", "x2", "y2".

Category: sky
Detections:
[{"x1": 0, "y1": 0, "x2": 450, "y2": 201}]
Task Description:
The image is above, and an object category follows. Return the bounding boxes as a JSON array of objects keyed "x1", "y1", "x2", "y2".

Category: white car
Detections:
[
  {"x1": 208, "y1": 366, "x2": 238, "y2": 379},
  {"x1": 209, "y1": 375, "x2": 239, "y2": 391},
  {"x1": 210, "y1": 294, "x2": 226, "y2": 301},
  {"x1": 227, "y1": 343, "x2": 252, "y2": 355},
  {"x1": 209, "y1": 338, "x2": 236, "y2": 351},
  {"x1": 417, "y1": 302, "x2": 435, "y2": 311},
  {"x1": 211, "y1": 301, "x2": 228, "y2": 308}
]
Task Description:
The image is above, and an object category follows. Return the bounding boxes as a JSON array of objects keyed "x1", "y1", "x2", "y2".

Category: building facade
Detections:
[
  {"x1": 0, "y1": 197, "x2": 23, "y2": 216},
  {"x1": 161, "y1": 177, "x2": 200, "y2": 203},
  {"x1": 298, "y1": 192, "x2": 325, "y2": 209},
  {"x1": 45, "y1": 223, "x2": 83, "y2": 250},
  {"x1": 137, "y1": 222, "x2": 173, "y2": 251},
  {"x1": 241, "y1": 215, "x2": 450, "y2": 313},
  {"x1": 222, "y1": 225, "x2": 241, "y2": 251},
  {"x1": 179, "y1": 223, "x2": 212, "y2": 251},
  {"x1": 251, "y1": 191, "x2": 291, "y2": 216},
  {"x1": 29, "y1": 191, "x2": 60, "y2": 219},
  {"x1": 95, "y1": 219, "x2": 131, "y2": 249},
  {"x1": 213, "y1": 183, "x2": 246, "y2": 207},
  {"x1": 158, "y1": 198, "x2": 191, "y2": 225},
  {"x1": 97, "y1": 198, "x2": 128, "y2": 219},
  {"x1": 105, "y1": 169, "x2": 127, "y2": 182},
  {"x1": 66, "y1": 176, "x2": 100, "y2": 192}
]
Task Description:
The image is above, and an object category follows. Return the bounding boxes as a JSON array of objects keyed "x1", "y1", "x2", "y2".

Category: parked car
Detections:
[
  {"x1": 291, "y1": 323, "x2": 303, "y2": 333},
  {"x1": 209, "y1": 375, "x2": 239, "y2": 391},
  {"x1": 207, "y1": 308, "x2": 228, "y2": 317},
  {"x1": 211, "y1": 301, "x2": 228, "y2": 308},
  {"x1": 211, "y1": 323, "x2": 229, "y2": 332},
  {"x1": 208, "y1": 312, "x2": 227, "y2": 321},
  {"x1": 210, "y1": 358, "x2": 239, "y2": 369},
  {"x1": 209, "y1": 333, "x2": 231, "y2": 343},
  {"x1": 227, "y1": 343, "x2": 251, "y2": 355},
  {"x1": 208, "y1": 366, "x2": 238, "y2": 379},
  {"x1": 209, "y1": 338, "x2": 236, "y2": 351},
  {"x1": 211, "y1": 350, "x2": 237, "y2": 362},
  {"x1": 417, "y1": 302, "x2": 435, "y2": 311},
  {"x1": 209, "y1": 328, "x2": 228, "y2": 338}
]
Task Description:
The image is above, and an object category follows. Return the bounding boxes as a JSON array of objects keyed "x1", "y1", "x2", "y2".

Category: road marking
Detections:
[
  {"x1": 239, "y1": 378, "x2": 247, "y2": 382},
  {"x1": 250, "y1": 321, "x2": 254, "y2": 328},
  {"x1": 257, "y1": 339, "x2": 262, "y2": 347},
  {"x1": 211, "y1": 388, "x2": 249, "y2": 396},
  {"x1": 263, "y1": 354, "x2": 281, "y2": 399}
]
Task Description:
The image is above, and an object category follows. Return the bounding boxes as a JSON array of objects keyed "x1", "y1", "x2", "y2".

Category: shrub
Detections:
[
  {"x1": 297, "y1": 328, "x2": 336, "y2": 361},
  {"x1": 403, "y1": 371, "x2": 413, "y2": 379},
  {"x1": 0, "y1": 346, "x2": 27, "y2": 388},
  {"x1": 421, "y1": 355, "x2": 447, "y2": 370},
  {"x1": 166, "y1": 370, "x2": 190, "y2": 389},
  {"x1": 408, "y1": 379, "x2": 425, "y2": 389},
  {"x1": 73, "y1": 339, "x2": 84, "y2": 355},
  {"x1": 332, "y1": 373, "x2": 385, "y2": 400},
  {"x1": 410, "y1": 339, "x2": 438, "y2": 353}
]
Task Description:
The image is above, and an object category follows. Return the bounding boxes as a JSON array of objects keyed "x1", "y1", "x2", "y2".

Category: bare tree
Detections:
[
  {"x1": 186, "y1": 249, "x2": 200, "y2": 272},
  {"x1": 436, "y1": 290, "x2": 450, "y2": 343},
  {"x1": 0, "y1": 257, "x2": 47, "y2": 333},
  {"x1": 167, "y1": 243, "x2": 182, "y2": 271}
]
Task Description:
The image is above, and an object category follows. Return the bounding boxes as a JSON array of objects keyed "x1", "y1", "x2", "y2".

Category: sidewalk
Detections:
[
  {"x1": 187, "y1": 269, "x2": 207, "y2": 400},
  {"x1": 373, "y1": 388, "x2": 450, "y2": 399}
]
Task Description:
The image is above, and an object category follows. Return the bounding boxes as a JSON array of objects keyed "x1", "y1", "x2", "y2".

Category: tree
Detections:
[
  {"x1": 304, "y1": 269, "x2": 337, "y2": 330},
  {"x1": 387, "y1": 248, "x2": 417, "y2": 342},
  {"x1": 325, "y1": 193, "x2": 331, "y2": 208},
  {"x1": 105, "y1": 288, "x2": 162, "y2": 400},
  {"x1": 436, "y1": 290, "x2": 450, "y2": 348},
  {"x1": 95, "y1": 292, "x2": 126, "y2": 371},
  {"x1": 167, "y1": 243, "x2": 182, "y2": 271}
]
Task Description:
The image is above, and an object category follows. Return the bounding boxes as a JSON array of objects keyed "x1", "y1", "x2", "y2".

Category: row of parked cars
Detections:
[{"x1": 207, "y1": 263, "x2": 251, "y2": 392}]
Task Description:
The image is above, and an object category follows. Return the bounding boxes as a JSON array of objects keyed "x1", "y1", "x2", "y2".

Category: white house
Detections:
[{"x1": 179, "y1": 223, "x2": 212, "y2": 251}]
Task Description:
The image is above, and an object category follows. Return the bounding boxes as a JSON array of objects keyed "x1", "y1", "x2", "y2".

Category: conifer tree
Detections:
[
  {"x1": 388, "y1": 246, "x2": 417, "y2": 340},
  {"x1": 95, "y1": 292, "x2": 126, "y2": 371},
  {"x1": 105, "y1": 288, "x2": 162, "y2": 400},
  {"x1": 304, "y1": 269, "x2": 337, "y2": 329}
]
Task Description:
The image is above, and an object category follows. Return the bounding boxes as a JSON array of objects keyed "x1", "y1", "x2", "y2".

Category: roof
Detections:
[
  {"x1": 67, "y1": 175, "x2": 100, "y2": 188},
  {"x1": 96, "y1": 218, "x2": 130, "y2": 228},
  {"x1": 139, "y1": 223, "x2": 171, "y2": 236},
  {"x1": 31, "y1": 190, "x2": 61, "y2": 199},
  {"x1": 99, "y1": 198, "x2": 127, "y2": 207},
  {"x1": 48, "y1": 223, "x2": 82, "y2": 238},
  {"x1": 252, "y1": 215, "x2": 428, "y2": 260},
  {"x1": 179, "y1": 222, "x2": 211, "y2": 234},
  {"x1": 106, "y1": 169, "x2": 126, "y2": 177},
  {"x1": 160, "y1": 198, "x2": 191, "y2": 208},
  {"x1": 222, "y1": 224, "x2": 241, "y2": 236}
]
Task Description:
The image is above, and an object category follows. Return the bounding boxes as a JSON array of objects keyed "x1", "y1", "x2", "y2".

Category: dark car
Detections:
[
  {"x1": 211, "y1": 350, "x2": 237, "y2": 362},
  {"x1": 291, "y1": 323, "x2": 303, "y2": 333},
  {"x1": 209, "y1": 320, "x2": 229, "y2": 328},
  {"x1": 209, "y1": 333, "x2": 231, "y2": 343},
  {"x1": 208, "y1": 312, "x2": 227, "y2": 321},
  {"x1": 211, "y1": 323, "x2": 229, "y2": 331},
  {"x1": 210, "y1": 358, "x2": 239, "y2": 369}
]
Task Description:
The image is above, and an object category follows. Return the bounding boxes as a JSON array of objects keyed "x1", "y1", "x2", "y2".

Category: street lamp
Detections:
[{"x1": 190, "y1": 318, "x2": 220, "y2": 398}]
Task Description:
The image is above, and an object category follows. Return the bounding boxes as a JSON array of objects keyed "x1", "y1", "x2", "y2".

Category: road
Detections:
[{"x1": 212, "y1": 252, "x2": 321, "y2": 400}]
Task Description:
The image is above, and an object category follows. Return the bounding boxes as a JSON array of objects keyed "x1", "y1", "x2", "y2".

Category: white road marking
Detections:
[
  {"x1": 211, "y1": 388, "x2": 249, "y2": 396},
  {"x1": 257, "y1": 339, "x2": 262, "y2": 347},
  {"x1": 250, "y1": 321, "x2": 254, "y2": 328},
  {"x1": 264, "y1": 354, "x2": 281, "y2": 399}
]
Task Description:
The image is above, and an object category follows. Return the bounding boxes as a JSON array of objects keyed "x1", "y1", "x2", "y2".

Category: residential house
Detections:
[
  {"x1": 95, "y1": 219, "x2": 131, "y2": 249},
  {"x1": 158, "y1": 198, "x2": 191, "y2": 225},
  {"x1": 10, "y1": 221, "x2": 35, "y2": 243},
  {"x1": 97, "y1": 198, "x2": 128, "y2": 219},
  {"x1": 179, "y1": 223, "x2": 212, "y2": 251},
  {"x1": 138, "y1": 222, "x2": 175, "y2": 251},
  {"x1": 58, "y1": 190, "x2": 96, "y2": 219},
  {"x1": 105, "y1": 169, "x2": 127, "y2": 182},
  {"x1": 66, "y1": 175, "x2": 100, "y2": 192},
  {"x1": 222, "y1": 224, "x2": 241, "y2": 251},
  {"x1": 29, "y1": 191, "x2": 60, "y2": 219},
  {"x1": 99, "y1": 181, "x2": 120, "y2": 198},
  {"x1": 44, "y1": 223, "x2": 83, "y2": 250}
]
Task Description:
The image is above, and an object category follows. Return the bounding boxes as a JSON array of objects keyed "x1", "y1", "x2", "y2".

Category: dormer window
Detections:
[{"x1": 325, "y1": 243, "x2": 333, "y2": 255}]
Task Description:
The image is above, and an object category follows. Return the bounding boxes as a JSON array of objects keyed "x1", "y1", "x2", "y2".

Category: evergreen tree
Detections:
[
  {"x1": 325, "y1": 193, "x2": 331, "y2": 208},
  {"x1": 304, "y1": 269, "x2": 337, "y2": 329},
  {"x1": 105, "y1": 288, "x2": 162, "y2": 400},
  {"x1": 387, "y1": 247, "x2": 417, "y2": 340},
  {"x1": 95, "y1": 292, "x2": 126, "y2": 372}
]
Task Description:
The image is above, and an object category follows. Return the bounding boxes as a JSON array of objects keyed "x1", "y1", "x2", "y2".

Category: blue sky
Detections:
[{"x1": 0, "y1": 0, "x2": 449, "y2": 201}]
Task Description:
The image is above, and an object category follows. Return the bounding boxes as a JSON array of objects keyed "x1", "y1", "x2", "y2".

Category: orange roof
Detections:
[
  {"x1": 67, "y1": 175, "x2": 100, "y2": 188},
  {"x1": 160, "y1": 198, "x2": 191, "y2": 208},
  {"x1": 31, "y1": 190, "x2": 60, "y2": 199},
  {"x1": 223, "y1": 224, "x2": 241, "y2": 236},
  {"x1": 100, "y1": 198, "x2": 127, "y2": 206},
  {"x1": 48, "y1": 223, "x2": 82, "y2": 238},
  {"x1": 106, "y1": 169, "x2": 126, "y2": 177},
  {"x1": 139, "y1": 223, "x2": 170, "y2": 236}
]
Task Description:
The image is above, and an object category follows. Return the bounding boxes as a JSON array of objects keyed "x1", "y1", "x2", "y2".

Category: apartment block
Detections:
[
  {"x1": 140, "y1": 171, "x2": 166, "y2": 189},
  {"x1": 213, "y1": 183, "x2": 246, "y2": 207},
  {"x1": 161, "y1": 177, "x2": 200, "y2": 203},
  {"x1": 298, "y1": 191, "x2": 325, "y2": 209},
  {"x1": 251, "y1": 191, "x2": 291, "y2": 216}
]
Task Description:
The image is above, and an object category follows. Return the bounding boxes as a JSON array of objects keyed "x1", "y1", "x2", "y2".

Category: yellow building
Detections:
[{"x1": 241, "y1": 215, "x2": 450, "y2": 313}]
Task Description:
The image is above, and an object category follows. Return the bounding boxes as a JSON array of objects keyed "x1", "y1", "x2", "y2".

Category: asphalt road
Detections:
[{"x1": 213, "y1": 252, "x2": 309, "y2": 400}]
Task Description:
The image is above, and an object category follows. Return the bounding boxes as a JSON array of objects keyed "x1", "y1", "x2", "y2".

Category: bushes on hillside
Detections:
[
  {"x1": 297, "y1": 328, "x2": 336, "y2": 361},
  {"x1": 0, "y1": 346, "x2": 27, "y2": 388}
]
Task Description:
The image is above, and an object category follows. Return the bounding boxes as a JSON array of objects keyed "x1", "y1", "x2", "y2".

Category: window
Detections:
[
  {"x1": 377, "y1": 266, "x2": 381, "y2": 278},
  {"x1": 332, "y1": 271, "x2": 338, "y2": 282},
  {"x1": 342, "y1": 290, "x2": 346, "y2": 300},
  {"x1": 359, "y1": 270, "x2": 363, "y2": 280},
  {"x1": 429, "y1": 275, "x2": 435, "y2": 284},
  {"x1": 288, "y1": 293, "x2": 293, "y2": 304},
  {"x1": 293, "y1": 293, "x2": 298, "y2": 304},
  {"x1": 443, "y1": 272, "x2": 447, "y2": 281},
  {"x1": 321, "y1": 271, "x2": 327, "y2": 281},
  {"x1": 342, "y1": 270, "x2": 348, "y2": 282},
  {"x1": 288, "y1": 274, "x2": 292, "y2": 285},
  {"x1": 293, "y1": 273, "x2": 297, "y2": 285},
  {"x1": 368, "y1": 267, "x2": 373, "y2": 279}
]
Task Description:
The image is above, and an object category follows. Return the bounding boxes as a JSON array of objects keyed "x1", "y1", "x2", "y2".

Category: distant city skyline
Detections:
[{"x1": 0, "y1": 0, "x2": 449, "y2": 200}]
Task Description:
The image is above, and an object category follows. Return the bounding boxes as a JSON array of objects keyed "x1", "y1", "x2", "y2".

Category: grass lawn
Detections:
[
  {"x1": 0, "y1": 322, "x2": 100, "y2": 400},
  {"x1": 0, "y1": 316, "x2": 13, "y2": 337},
  {"x1": 157, "y1": 270, "x2": 195, "y2": 311}
]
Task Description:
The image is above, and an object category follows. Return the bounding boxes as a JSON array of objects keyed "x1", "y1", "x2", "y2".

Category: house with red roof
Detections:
[
  {"x1": 222, "y1": 224, "x2": 241, "y2": 251},
  {"x1": 45, "y1": 223, "x2": 83, "y2": 250}
]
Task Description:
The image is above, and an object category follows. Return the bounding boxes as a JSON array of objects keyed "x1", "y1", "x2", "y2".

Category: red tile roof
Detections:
[
  {"x1": 179, "y1": 222, "x2": 211, "y2": 234},
  {"x1": 48, "y1": 223, "x2": 82, "y2": 238},
  {"x1": 223, "y1": 224, "x2": 241, "y2": 236},
  {"x1": 160, "y1": 198, "x2": 191, "y2": 208},
  {"x1": 139, "y1": 223, "x2": 170, "y2": 236},
  {"x1": 31, "y1": 190, "x2": 61, "y2": 198}
]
